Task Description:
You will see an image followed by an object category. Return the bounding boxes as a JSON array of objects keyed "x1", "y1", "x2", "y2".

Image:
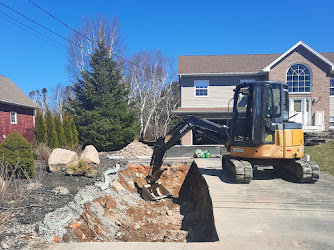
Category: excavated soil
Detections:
[
  {"x1": 0, "y1": 151, "x2": 218, "y2": 248},
  {"x1": 61, "y1": 161, "x2": 191, "y2": 243}
]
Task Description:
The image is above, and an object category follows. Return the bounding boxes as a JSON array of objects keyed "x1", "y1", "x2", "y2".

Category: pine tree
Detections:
[
  {"x1": 45, "y1": 110, "x2": 59, "y2": 148},
  {"x1": 63, "y1": 115, "x2": 73, "y2": 147},
  {"x1": 34, "y1": 109, "x2": 46, "y2": 144},
  {"x1": 70, "y1": 116, "x2": 79, "y2": 146},
  {"x1": 54, "y1": 114, "x2": 66, "y2": 148},
  {"x1": 70, "y1": 37, "x2": 139, "y2": 151}
]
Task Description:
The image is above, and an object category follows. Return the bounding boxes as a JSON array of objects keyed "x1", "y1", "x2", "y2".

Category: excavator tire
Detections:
[
  {"x1": 277, "y1": 159, "x2": 320, "y2": 183},
  {"x1": 222, "y1": 155, "x2": 253, "y2": 184}
]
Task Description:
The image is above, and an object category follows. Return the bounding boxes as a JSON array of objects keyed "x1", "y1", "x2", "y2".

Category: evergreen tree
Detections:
[
  {"x1": 34, "y1": 109, "x2": 46, "y2": 144},
  {"x1": 70, "y1": 116, "x2": 79, "y2": 145},
  {"x1": 70, "y1": 38, "x2": 139, "y2": 151},
  {"x1": 45, "y1": 110, "x2": 59, "y2": 148},
  {"x1": 54, "y1": 114, "x2": 66, "y2": 148},
  {"x1": 63, "y1": 115, "x2": 73, "y2": 147}
]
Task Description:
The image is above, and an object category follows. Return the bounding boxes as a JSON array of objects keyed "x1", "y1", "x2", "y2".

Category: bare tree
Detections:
[
  {"x1": 29, "y1": 88, "x2": 48, "y2": 118},
  {"x1": 151, "y1": 81, "x2": 180, "y2": 139},
  {"x1": 52, "y1": 84, "x2": 73, "y2": 122},
  {"x1": 67, "y1": 15, "x2": 125, "y2": 79},
  {"x1": 127, "y1": 50, "x2": 175, "y2": 139}
]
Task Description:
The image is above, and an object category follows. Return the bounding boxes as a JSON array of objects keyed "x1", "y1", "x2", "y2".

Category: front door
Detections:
[{"x1": 289, "y1": 97, "x2": 311, "y2": 126}]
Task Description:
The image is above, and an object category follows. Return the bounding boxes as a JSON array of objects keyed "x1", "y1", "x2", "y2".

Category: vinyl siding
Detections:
[{"x1": 180, "y1": 75, "x2": 266, "y2": 108}]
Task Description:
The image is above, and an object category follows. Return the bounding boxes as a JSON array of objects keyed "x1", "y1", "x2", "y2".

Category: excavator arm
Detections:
[{"x1": 146, "y1": 115, "x2": 229, "y2": 184}]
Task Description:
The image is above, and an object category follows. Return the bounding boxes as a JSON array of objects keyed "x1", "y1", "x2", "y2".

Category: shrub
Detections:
[
  {"x1": 33, "y1": 143, "x2": 51, "y2": 169},
  {"x1": 0, "y1": 131, "x2": 34, "y2": 178},
  {"x1": 66, "y1": 160, "x2": 97, "y2": 177}
]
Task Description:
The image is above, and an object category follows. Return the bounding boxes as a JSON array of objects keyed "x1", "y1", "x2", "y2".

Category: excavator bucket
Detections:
[{"x1": 141, "y1": 182, "x2": 170, "y2": 201}]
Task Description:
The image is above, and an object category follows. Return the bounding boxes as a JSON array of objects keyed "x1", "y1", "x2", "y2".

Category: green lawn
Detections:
[{"x1": 304, "y1": 140, "x2": 334, "y2": 176}]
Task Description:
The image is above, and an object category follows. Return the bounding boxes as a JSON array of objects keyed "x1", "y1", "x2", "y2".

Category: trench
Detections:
[{"x1": 39, "y1": 158, "x2": 219, "y2": 244}]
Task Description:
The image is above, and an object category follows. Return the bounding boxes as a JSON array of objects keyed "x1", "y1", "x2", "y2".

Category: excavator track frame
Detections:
[
  {"x1": 281, "y1": 159, "x2": 320, "y2": 183},
  {"x1": 223, "y1": 154, "x2": 320, "y2": 184},
  {"x1": 222, "y1": 154, "x2": 253, "y2": 184}
]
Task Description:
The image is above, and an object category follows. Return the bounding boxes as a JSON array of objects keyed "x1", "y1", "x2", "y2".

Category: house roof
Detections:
[
  {"x1": 0, "y1": 75, "x2": 38, "y2": 108},
  {"x1": 178, "y1": 54, "x2": 281, "y2": 75},
  {"x1": 178, "y1": 41, "x2": 334, "y2": 75}
]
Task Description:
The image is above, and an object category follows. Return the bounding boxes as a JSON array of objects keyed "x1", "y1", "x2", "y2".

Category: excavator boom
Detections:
[{"x1": 146, "y1": 116, "x2": 229, "y2": 184}]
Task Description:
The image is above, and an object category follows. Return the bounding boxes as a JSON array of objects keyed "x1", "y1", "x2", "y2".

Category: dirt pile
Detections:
[
  {"x1": 109, "y1": 142, "x2": 153, "y2": 159},
  {"x1": 58, "y1": 161, "x2": 192, "y2": 243}
]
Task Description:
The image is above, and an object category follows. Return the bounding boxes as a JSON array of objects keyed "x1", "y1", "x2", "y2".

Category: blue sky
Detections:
[{"x1": 0, "y1": 0, "x2": 333, "y2": 96}]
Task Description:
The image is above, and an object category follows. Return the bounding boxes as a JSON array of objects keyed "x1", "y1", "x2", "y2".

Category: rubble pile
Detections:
[{"x1": 110, "y1": 142, "x2": 153, "y2": 159}]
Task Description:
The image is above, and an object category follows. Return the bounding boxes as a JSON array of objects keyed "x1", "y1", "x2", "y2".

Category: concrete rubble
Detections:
[{"x1": 109, "y1": 142, "x2": 153, "y2": 159}]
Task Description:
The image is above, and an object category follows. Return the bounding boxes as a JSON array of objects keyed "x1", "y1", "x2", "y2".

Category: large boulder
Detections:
[
  {"x1": 80, "y1": 145, "x2": 100, "y2": 164},
  {"x1": 48, "y1": 148, "x2": 79, "y2": 172}
]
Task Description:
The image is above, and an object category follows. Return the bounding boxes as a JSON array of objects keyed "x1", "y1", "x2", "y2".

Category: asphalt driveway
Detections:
[{"x1": 195, "y1": 158, "x2": 334, "y2": 249}]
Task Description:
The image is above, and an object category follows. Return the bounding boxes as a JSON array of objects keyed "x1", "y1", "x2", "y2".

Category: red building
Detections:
[{"x1": 0, "y1": 75, "x2": 37, "y2": 143}]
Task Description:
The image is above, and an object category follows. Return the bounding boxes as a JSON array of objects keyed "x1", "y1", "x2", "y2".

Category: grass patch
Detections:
[{"x1": 305, "y1": 140, "x2": 334, "y2": 176}]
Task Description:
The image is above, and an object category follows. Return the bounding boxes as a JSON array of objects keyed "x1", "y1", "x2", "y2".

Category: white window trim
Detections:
[
  {"x1": 330, "y1": 116, "x2": 334, "y2": 128},
  {"x1": 330, "y1": 79, "x2": 334, "y2": 96},
  {"x1": 10, "y1": 112, "x2": 17, "y2": 124},
  {"x1": 286, "y1": 63, "x2": 312, "y2": 94},
  {"x1": 194, "y1": 80, "x2": 209, "y2": 97}
]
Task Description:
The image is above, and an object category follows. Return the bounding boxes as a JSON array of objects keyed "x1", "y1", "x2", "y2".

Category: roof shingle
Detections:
[
  {"x1": 178, "y1": 52, "x2": 334, "y2": 75},
  {"x1": 0, "y1": 75, "x2": 38, "y2": 108}
]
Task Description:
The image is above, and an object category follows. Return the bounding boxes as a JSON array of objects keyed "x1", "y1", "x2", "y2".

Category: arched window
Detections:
[{"x1": 287, "y1": 64, "x2": 311, "y2": 93}]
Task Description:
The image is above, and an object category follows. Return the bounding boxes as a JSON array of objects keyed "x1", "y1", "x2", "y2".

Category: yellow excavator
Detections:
[{"x1": 142, "y1": 81, "x2": 320, "y2": 200}]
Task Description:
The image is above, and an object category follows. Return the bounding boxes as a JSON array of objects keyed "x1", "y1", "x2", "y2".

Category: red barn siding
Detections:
[{"x1": 0, "y1": 103, "x2": 35, "y2": 143}]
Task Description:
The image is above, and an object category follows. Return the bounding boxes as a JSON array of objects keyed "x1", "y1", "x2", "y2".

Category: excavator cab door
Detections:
[{"x1": 232, "y1": 83, "x2": 276, "y2": 147}]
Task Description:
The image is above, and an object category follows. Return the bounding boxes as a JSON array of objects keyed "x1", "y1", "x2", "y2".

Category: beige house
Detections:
[{"x1": 175, "y1": 41, "x2": 334, "y2": 145}]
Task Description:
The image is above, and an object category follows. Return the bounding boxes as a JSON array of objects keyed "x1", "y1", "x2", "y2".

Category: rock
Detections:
[
  {"x1": 80, "y1": 145, "x2": 100, "y2": 164},
  {"x1": 166, "y1": 210, "x2": 173, "y2": 216},
  {"x1": 52, "y1": 186, "x2": 69, "y2": 195},
  {"x1": 48, "y1": 148, "x2": 79, "y2": 172},
  {"x1": 0, "y1": 242, "x2": 9, "y2": 249},
  {"x1": 112, "y1": 180, "x2": 125, "y2": 192}
]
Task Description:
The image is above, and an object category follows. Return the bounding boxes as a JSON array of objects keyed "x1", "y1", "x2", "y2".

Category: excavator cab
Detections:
[{"x1": 231, "y1": 81, "x2": 286, "y2": 148}]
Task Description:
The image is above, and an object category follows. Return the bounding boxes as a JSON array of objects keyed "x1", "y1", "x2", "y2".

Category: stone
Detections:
[
  {"x1": 0, "y1": 242, "x2": 9, "y2": 249},
  {"x1": 48, "y1": 148, "x2": 79, "y2": 172},
  {"x1": 80, "y1": 145, "x2": 100, "y2": 164},
  {"x1": 166, "y1": 210, "x2": 173, "y2": 216},
  {"x1": 112, "y1": 180, "x2": 125, "y2": 192},
  {"x1": 52, "y1": 186, "x2": 69, "y2": 195}
]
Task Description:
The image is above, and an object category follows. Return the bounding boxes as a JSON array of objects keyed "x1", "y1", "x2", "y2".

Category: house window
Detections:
[
  {"x1": 10, "y1": 112, "x2": 17, "y2": 124},
  {"x1": 330, "y1": 79, "x2": 334, "y2": 96},
  {"x1": 330, "y1": 117, "x2": 334, "y2": 127},
  {"x1": 287, "y1": 64, "x2": 311, "y2": 93},
  {"x1": 194, "y1": 80, "x2": 209, "y2": 96}
]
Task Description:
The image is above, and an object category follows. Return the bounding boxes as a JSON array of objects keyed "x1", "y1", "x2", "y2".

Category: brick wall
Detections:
[
  {"x1": 269, "y1": 46, "x2": 331, "y2": 129},
  {"x1": 0, "y1": 104, "x2": 35, "y2": 143}
]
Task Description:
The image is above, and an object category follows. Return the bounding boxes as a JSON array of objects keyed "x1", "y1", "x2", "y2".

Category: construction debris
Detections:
[{"x1": 109, "y1": 142, "x2": 153, "y2": 159}]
